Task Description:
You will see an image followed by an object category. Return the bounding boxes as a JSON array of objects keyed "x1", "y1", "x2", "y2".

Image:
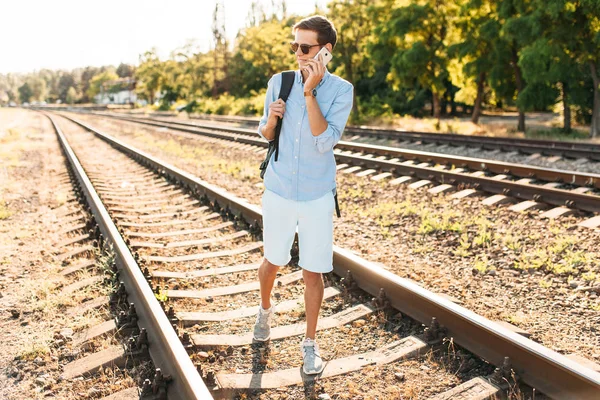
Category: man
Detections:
[{"x1": 254, "y1": 15, "x2": 354, "y2": 375}]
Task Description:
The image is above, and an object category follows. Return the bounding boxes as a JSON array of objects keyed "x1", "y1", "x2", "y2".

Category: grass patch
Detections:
[
  {"x1": 417, "y1": 211, "x2": 463, "y2": 235},
  {"x1": 501, "y1": 231, "x2": 522, "y2": 252},
  {"x1": 513, "y1": 249, "x2": 549, "y2": 271},
  {"x1": 17, "y1": 339, "x2": 50, "y2": 361},
  {"x1": 452, "y1": 233, "x2": 472, "y2": 257},
  {"x1": 472, "y1": 256, "x2": 492, "y2": 274},
  {"x1": 582, "y1": 272, "x2": 598, "y2": 282},
  {"x1": 412, "y1": 241, "x2": 435, "y2": 254},
  {"x1": 524, "y1": 127, "x2": 589, "y2": 141},
  {"x1": 0, "y1": 201, "x2": 12, "y2": 220},
  {"x1": 539, "y1": 279, "x2": 552, "y2": 289},
  {"x1": 549, "y1": 235, "x2": 577, "y2": 255},
  {"x1": 155, "y1": 289, "x2": 168, "y2": 302},
  {"x1": 506, "y1": 313, "x2": 526, "y2": 325},
  {"x1": 546, "y1": 250, "x2": 590, "y2": 275},
  {"x1": 344, "y1": 185, "x2": 373, "y2": 201}
]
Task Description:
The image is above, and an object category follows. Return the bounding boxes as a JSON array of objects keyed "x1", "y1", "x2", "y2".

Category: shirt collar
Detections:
[{"x1": 295, "y1": 69, "x2": 331, "y2": 88}]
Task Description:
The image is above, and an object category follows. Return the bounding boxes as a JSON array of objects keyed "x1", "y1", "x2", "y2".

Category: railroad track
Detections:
[
  {"x1": 116, "y1": 110, "x2": 600, "y2": 162},
  {"x1": 42, "y1": 111, "x2": 600, "y2": 399},
  {"x1": 72, "y1": 111, "x2": 600, "y2": 229},
  {"x1": 48, "y1": 170, "x2": 159, "y2": 398}
]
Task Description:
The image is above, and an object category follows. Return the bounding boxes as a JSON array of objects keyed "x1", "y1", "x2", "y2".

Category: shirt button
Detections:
[
  {"x1": 293, "y1": 171, "x2": 296, "y2": 174},
  {"x1": 296, "y1": 139, "x2": 299, "y2": 142},
  {"x1": 298, "y1": 122, "x2": 300, "y2": 125},
  {"x1": 295, "y1": 156, "x2": 298, "y2": 159}
]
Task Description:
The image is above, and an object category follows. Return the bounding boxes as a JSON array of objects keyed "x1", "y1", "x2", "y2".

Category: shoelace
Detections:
[
  {"x1": 303, "y1": 341, "x2": 320, "y2": 358},
  {"x1": 257, "y1": 309, "x2": 272, "y2": 327}
]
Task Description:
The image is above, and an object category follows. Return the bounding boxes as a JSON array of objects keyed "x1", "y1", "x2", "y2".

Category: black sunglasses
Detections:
[{"x1": 290, "y1": 42, "x2": 321, "y2": 55}]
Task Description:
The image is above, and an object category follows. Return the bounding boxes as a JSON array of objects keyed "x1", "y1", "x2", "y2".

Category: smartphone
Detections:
[{"x1": 314, "y1": 47, "x2": 333, "y2": 67}]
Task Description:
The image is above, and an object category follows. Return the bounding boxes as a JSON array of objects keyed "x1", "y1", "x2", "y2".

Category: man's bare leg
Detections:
[
  {"x1": 258, "y1": 258, "x2": 280, "y2": 309},
  {"x1": 303, "y1": 269, "x2": 324, "y2": 339}
]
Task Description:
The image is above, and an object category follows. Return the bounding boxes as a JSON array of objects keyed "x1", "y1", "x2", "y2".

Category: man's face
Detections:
[{"x1": 293, "y1": 29, "x2": 321, "y2": 68}]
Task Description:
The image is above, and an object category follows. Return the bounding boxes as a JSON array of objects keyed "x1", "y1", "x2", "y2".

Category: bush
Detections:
[{"x1": 189, "y1": 90, "x2": 266, "y2": 116}]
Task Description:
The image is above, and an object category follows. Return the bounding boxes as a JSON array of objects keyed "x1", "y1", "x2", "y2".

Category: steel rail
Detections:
[
  {"x1": 45, "y1": 112, "x2": 213, "y2": 400},
  {"x1": 62, "y1": 113, "x2": 600, "y2": 399},
  {"x1": 131, "y1": 111, "x2": 600, "y2": 160},
  {"x1": 80, "y1": 112, "x2": 600, "y2": 213}
]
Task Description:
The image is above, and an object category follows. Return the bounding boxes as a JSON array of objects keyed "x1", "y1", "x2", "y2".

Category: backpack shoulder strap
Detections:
[
  {"x1": 274, "y1": 70, "x2": 296, "y2": 162},
  {"x1": 278, "y1": 70, "x2": 295, "y2": 101}
]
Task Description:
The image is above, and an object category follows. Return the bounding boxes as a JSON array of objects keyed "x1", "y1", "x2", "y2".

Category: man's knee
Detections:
[
  {"x1": 302, "y1": 270, "x2": 323, "y2": 287},
  {"x1": 259, "y1": 257, "x2": 280, "y2": 277}
]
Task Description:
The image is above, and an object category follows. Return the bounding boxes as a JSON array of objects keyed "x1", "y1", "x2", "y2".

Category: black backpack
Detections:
[
  {"x1": 259, "y1": 70, "x2": 295, "y2": 179},
  {"x1": 259, "y1": 70, "x2": 341, "y2": 217}
]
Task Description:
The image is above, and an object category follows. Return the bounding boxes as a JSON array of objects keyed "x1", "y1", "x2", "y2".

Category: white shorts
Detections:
[{"x1": 261, "y1": 189, "x2": 334, "y2": 273}]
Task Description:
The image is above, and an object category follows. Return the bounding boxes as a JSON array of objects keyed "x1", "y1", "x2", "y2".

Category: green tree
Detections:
[
  {"x1": 116, "y1": 63, "x2": 135, "y2": 78},
  {"x1": 157, "y1": 58, "x2": 188, "y2": 109},
  {"x1": 79, "y1": 66, "x2": 100, "y2": 102},
  {"x1": 571, "y1": 0, "x2": 600, "y2": 138},
  {"x1": 18, "y1": 82, "x2": 33, "y2": 103},
  {"x1": 371, "y1": 0, "x2": 462, "y2": 120},
  {"x1": 135, "y1": 50, "x2": 163, "y2": 105},
  {"x1": 328, "y1": 0, "x2": 377, "y2": 120},
  {"x1": 87, "y1": 71, "x2": 119, "y2": 101},
  {"x1": 498, "y1": 0, "x2": 538, "y2": 132},
  {"x1": 38, "y1": 69, "x2": 61, "y2": 103},
  {"x1": 58, "y1": 72, "x2": 76, "y2": 103},
  {"x1": 451, "y1": 0, "x2": 504, "y2": 123},
  {"x1": 228, "y1": 18, "x2": 296, "y2": 97},
  {"x1": 28, "y1": 75, "x2": 48, "y2": 101},
  {"x1": 65, "y1": 86, "x2": 78, "y2": 104}
]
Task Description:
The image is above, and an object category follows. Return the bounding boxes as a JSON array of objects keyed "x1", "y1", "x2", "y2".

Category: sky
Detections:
[{"x1": 0, "y1": 0, "x2": 324, "y2": 74}]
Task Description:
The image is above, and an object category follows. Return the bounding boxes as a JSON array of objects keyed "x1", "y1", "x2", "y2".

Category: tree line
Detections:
[
  {"x1": 135, "y1": 0, "x2": 600, "y2": 137},
  {"x1": 0, "y1": 63, "x2": 135, "y2": 106},
  {"x1": 2, "y1": 0, "x2": 599, "y2": 137}
]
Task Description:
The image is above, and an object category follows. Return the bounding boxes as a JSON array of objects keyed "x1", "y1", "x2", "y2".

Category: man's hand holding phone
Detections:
[{"x1": 303, "y1": 47, "x2": 332, "y2": 91}]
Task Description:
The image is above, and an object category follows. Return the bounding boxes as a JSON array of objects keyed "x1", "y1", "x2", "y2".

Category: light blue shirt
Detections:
[{"x1": 258, "y1": 70, "x2": 354, "y2": 201}]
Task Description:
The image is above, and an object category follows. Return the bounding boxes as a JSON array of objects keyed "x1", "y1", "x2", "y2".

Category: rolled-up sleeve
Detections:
[
  {"x1": 258, "y1": 75, "x2": 278, "y2": 142},
  {"x1": 313, "y1": 83, "x2": 353, "y2": 153}
]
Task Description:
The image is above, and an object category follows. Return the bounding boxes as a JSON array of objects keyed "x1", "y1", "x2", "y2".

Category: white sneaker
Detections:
[
  {"x1": 301, "y1": 338, "x2": 324, "y2": 375},
  {"x1": 253, "y1": 305, "x2": 274, "y2": 341}
]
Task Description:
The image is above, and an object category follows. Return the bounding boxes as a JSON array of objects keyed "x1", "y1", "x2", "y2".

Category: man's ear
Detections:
[{"x1": 325, "y1": 43, "x2": 333, "y2": 52}]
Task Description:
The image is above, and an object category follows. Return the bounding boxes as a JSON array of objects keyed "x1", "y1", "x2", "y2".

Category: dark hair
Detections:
[{"x1": 293, "y1": 15, "x2": 337, "y2": 49}]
